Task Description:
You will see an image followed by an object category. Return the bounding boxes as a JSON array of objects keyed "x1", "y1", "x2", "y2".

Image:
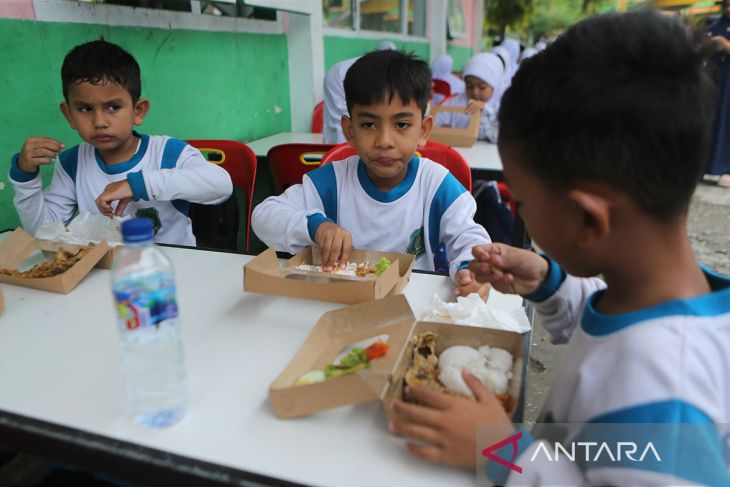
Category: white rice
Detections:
[
  {"x1": 438, "y1": 344, "x2": 514, "y2": 397},
  {"x1": 295, "y1": 262, "x2": 360, "y2": 276}
]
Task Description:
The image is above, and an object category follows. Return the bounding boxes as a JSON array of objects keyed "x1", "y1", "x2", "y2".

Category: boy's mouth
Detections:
[
  {"x1": 373, "y1": 157, "x2": 399, "y2": 167},
  {"x1": 92, "y1": 134, "x2": 114, "y2": 143}
]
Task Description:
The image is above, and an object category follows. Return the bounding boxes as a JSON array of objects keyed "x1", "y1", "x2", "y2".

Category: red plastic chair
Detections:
[
  {"x1": 186, "y1": 140, "x2": 257, "y2": 252},
  {"x1": 267, "y1": 143, "x2": 336, "y2": 194},
  {"x1": 321, "y1": 140, "x2": 472, "y2": 192},
  {"x1": 432, "y1": 79, "x2": 451, "y2": 98},
  {"x1": 311, "y1": 101, "x2": 324, "y2": 133}
]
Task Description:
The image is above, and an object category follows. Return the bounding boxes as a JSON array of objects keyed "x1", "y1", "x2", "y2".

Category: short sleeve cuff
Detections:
[
  {"x1": 523, "y1": 256, "x2": 566, "y2": 302},
  {"x1": 127, "y1": 171, "x2": 149, "y2": 201},
  {"x1": 306, "y1": 213, "x2": 334, "y2": 241},
  {"x1": 9, "y1": 153, "x2": 38, "y2": 183}
]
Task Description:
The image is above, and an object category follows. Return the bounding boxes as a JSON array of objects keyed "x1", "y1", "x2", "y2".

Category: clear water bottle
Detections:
[{"x1": 111, "y1": 218, "x2": 188, "y2": 428}]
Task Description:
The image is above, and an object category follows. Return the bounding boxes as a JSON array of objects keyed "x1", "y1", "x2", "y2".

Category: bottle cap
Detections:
[{"x1": 121, "y1": 218, "x2": 154, "y2": 243}]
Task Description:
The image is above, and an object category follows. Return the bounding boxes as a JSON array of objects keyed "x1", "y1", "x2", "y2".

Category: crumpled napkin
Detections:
[
  {"x1": 426, "y1": 292, "x2": 531, "y2": 333},
  {"x1": 35, "y1": 213, "x2": 128, "y2": 247}
]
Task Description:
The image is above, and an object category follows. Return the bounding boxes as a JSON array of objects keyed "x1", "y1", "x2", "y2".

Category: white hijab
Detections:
[{"x1": 463, "y1": 52, "x2": 504, "y2": 91}]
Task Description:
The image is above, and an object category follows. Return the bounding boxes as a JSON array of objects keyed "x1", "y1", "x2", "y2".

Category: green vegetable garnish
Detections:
[{"x1": 374, "y1": 257, "x2": 392, "y2": 276}]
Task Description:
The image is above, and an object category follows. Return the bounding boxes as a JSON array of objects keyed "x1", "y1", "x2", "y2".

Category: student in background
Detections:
[
  {"x1": 431, "y1": 53, "x2": 465, "y2": 100},
  {"x1": 707, "y1": 0, "x2": 730, "y2": 188},
  {"x1": 322, "y1": 41, "x2": 397, "y2": 144},
  {"x1": 435, "y1": 53, "x2": 504, "y2": 143},
  {"x1": 254, "y1": 50, "x2": 492, "y2": 299},
  {"x1": 8, "y1": 40, "x2": 232, "y2": 245},
  {"x1": 390, "y1": 11, "x2": 730, "y2": 486}
]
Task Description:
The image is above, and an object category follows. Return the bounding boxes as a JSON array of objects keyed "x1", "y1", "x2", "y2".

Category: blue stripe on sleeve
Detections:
[
  {"x1": 9, "y1": 153, "x2": 38, "y2": 182},
  {"x1": 126, "y1": 171, "x2": 149, "y2": 201},
  {"x1": 523, "y1": 256, "x2": 565, "y2": 302},
  {"x1": 58, "y1": 145, "x2": 79, "y2": 183},
  {"x1": 305, "y1": 162, "x2": 338, "y2": 222},
  {"x1": 578, "y1": 400, "x2": 730, "y2": 485},
  {"x1": 306, "y1": 213, "x2": 334, "y2": 241},
  {"x1": 427, "y1": 172, "x2": 467, "y2": 255}
]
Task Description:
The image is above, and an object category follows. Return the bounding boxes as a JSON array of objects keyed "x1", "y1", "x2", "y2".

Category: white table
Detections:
[
  {"x1": 0, "y1": 246, "x2": 528, "y2": 486},
  {"x1": 246, "y1": 132, "x2": 324, "y2": 157}
]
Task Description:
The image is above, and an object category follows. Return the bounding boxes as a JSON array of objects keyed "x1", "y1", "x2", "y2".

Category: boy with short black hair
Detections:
[
  {"x1": 390, "y1": 10, "x2": 730, "y2": 485},
  {"x1": 253, "y1": 50, "x2": 491, "y2": 297},
  {"x1": 9, "y1": 39, "x2": 232, "y2": 245}
]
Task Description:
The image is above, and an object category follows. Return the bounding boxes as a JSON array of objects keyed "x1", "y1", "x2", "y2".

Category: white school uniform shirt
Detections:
[
  {"x1": 486, "y1": 258, "x2": 730, "y2": 486},
  {"x1": 9, "y1": 134, "x2": 233, "y2": 245},
  {"x1": 251, "y1": 155, "x2": 491, "y2": 282},
  {"x1": 322, "y1": 57, "x2": 358, "y2": 144},
  {"x1": 436, "y1": 92, "x2": 500, "y2": 143}
]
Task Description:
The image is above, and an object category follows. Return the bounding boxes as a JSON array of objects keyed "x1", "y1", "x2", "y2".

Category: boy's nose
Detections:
[
  {"x1": 375, "y1": 127, "x2": 395, "y2": 149},
  {"x1": 93, "y1": 111, "x2": 109, "y2": 128}
]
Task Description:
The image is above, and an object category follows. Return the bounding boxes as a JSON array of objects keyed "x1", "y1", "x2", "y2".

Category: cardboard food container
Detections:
[
  {"x1": 0, "y1": 286, "x2": 4, "y2": 313},
  {"x1": 0, "y1": 228, "x2": 108, "y2": 294},
  {"x1": 94, "y1": 245, "x2": 122, "y2": 269},
  {"x1": 269, "y1": 294, "x2": 523, "y2": 420},
  {"x1": 429, "y1": 105, "x2": 480, "y2": 147},
  {"x1": 244, "y1": 247, "x2": 415, "y2": 304}
]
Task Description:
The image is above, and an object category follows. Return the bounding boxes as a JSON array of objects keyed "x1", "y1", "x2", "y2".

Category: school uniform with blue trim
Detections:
[
  {"x1": 251, "y1": 155, "x2": 491, "y2": 282},
  {"x1": 487, "y1": 258, "x2": 730, "y2": 486},
  {"x1": 9, "y1": 134, "x2": 232, "y2": 246}
]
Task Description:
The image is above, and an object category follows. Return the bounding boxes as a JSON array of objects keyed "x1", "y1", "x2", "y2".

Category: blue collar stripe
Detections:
[
  {"x1": 582, "y1": 268, "x2": 730, "y2": 336},
  {"x1": 306, "y1": 162, "x2": 338, "y2": 222},
  {"x1": 356, "y1": 156, "x2": 419, "y2": 203},
  {"x1": 427, "y1": 171, "x2": 466, "y2": 255},
  {"x1": 579, "y1": 400, "x2": 729, "y2": 485},
  {"x1": 523, "y1": 256, "x2": 565, "y2": 303},
  {"x1": 94, "y1": 132, "x2": 149, "y2": 174}
]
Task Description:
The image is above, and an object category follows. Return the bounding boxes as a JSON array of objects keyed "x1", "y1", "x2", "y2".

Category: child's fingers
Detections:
[
  {"x1": 337, "y1": 233, "x2": 352, "y2": 268},
  {"x1": 462, "y1": 369, "x2": 494, "y2": 404},
  {"x1": 389, "y1": 419, "x2": 442, "y2": 445},
  {"x1": 404, "y1": 386, "x2": 456, "y2": 411},
  {"x1": 320, "y1": 233, "x2": 335, "y2": 268},
  {"x1": 391, "y1": 398, "x2": 444, "y2": 426},
  {"x1": 406, "y1": 441, "x2": 444, "y2": 462},
  {"x1": 115, "y1": 198, "x2": 131, "y2": 217}
]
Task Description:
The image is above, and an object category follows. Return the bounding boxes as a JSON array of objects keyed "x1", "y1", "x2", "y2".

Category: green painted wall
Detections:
[
  {"x1": 0, "y1": 19, "x2": 290, "y2": 231},
  {"x1": 447, "y1": 44, "x2": 473, "y2": 71},
  {"x1": 323, "y1": 35, "x2": 429, "y2": 70}
]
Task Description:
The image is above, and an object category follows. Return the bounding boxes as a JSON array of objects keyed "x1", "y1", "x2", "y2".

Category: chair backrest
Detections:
[
  {"x1": 186, "y1": 139, "x2": 257, "y2": 252},
  {"x1": 437, "y1": 93, "x2": 458, "y2": 105},
  {"x1": 267, "y1": 143, "x2": 335, "y2": 194},
  {"x1": 321, "y1": 140, "x2": 471, "y2": 192},
  {"x1": 311, "y1": 101, "x2": 324, "y2": 133},
  {"x1": 432, "y1": 79, "x2": 451, "y2": 97}
]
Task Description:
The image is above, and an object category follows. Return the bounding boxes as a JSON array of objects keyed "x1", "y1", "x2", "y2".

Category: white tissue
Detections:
[
  {"x1": 429, "y1": 292, "x2": 531, "y2": 333},
  {"x1": 35, "y1": 213, "x2": 127, "y2": 247}
]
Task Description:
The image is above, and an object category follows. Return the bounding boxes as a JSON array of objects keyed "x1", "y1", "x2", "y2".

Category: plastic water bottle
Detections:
[{"x1": 111, "y1": 218, "x2": 188, "y2": 428}]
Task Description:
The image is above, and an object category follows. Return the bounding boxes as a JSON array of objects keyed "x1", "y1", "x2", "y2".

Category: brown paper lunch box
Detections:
[
  {"x1": 268, "y1": 294, "x2": 523, "y2": 420},
  {"x1": 0, "y1": 228, "x2": 108, "y2": 294},
  {"x1": 244, "y1": 247, "x2": 415, "y2": 304},
  {"x1": 429, "y1": 105, "x2": 480, "y2": 147},
  {"x1": 0, "y1": 285, "x2": 4, "y2": 313}
]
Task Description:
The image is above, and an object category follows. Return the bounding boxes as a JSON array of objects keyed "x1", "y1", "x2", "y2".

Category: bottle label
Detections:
[{"x1": 114, "y1": 276, "x2": 178, "y2": 331}]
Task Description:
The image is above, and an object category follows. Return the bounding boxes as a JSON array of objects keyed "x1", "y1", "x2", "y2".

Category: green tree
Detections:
[{"x1": 485, "y1": 0, "x2": 535, "y2": 40}]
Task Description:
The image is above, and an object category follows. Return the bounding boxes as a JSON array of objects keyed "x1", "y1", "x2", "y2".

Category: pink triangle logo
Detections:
[{"x1": 481, "y1": 431, "x2": 523, "y2": 474}]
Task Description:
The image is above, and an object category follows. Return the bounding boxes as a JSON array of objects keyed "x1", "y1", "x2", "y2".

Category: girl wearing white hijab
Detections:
[
  {"x1": 431, "y1": 54, "x2": 465, "y2": 95},
  {"x1": 435, "y1": 52, "x2": 504, "y2": 143}
]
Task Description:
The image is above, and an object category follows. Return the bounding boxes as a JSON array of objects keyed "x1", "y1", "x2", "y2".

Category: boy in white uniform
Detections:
[
  {"x1": 254, "y1": 50, "x2": 492, "y2": 298},
  {"x1": 9, "y1": 40, "x2": 232, "y2": 246},
  {"x1": 390, "y1": 11, "x2": 730, "y2": 485}
]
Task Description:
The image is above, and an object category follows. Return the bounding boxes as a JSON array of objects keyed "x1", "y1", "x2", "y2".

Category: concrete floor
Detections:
[{"x1": 523, "y1": 181, "x2": 730, "y2": 424}]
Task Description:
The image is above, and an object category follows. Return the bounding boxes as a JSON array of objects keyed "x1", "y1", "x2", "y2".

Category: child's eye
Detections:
[
  {"x1": 78, "y1": 106, "x2": 91, "y2": 113},
  {"x1": 361, "y1": 122, "x2": 376, "y2": 129},
  {"x1": 108, "y1": 105, "x2": 121, "y2": 112},
  {"x1": 396, "y1": 121, "x2": 411, "y2": 129}
]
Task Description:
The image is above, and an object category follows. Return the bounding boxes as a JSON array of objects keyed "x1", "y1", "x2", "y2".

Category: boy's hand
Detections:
[
  {"x1": 455, "y1": 268, "x2": 491, "y2": 300},
  {"x1": 469, "y1": 243, "x2": 549, "y2": 296},
  {"x1": 315, "y1": 221, "x2": 352, "y2": 271},
  {"x1": 17, "y1": 137, "x2": 64, "y2": 173},
  {"x1": 96, "y1": 180, "x2": 133, "y2": 218},
  {"x1": 390, "y1": 369, "x2": 514, "y2": 470},
  {"x1": 464, "y1": 99, "x2": 486, "y2": 115}
]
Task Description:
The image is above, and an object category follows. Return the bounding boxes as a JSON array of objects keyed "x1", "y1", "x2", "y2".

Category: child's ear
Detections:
[
  {"x1": 133, "y1": 98, "x2": 150, "y2": 126},
  {"x1": 341, "y1": 115, "x2": 354, "y2": 144},
  {"x1": 59, "y1": 102, "x2": 75, "y2": 129},
  {"x1": 418, "y1": 114, "x2": 434, "y2": 147},
  {"x1": 567, "y1": 189, "x2": 611, "y2": 248}
]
